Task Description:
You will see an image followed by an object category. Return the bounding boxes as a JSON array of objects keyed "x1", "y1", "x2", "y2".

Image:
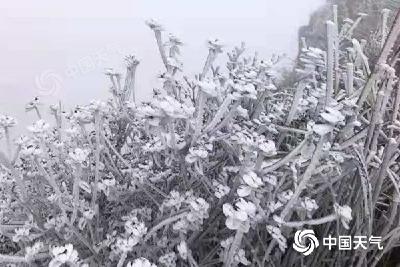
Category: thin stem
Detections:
[
  {"x1": 326, "y1": 21, "x2": 335, "y2": 107},
  {"x1": 117, "y1": 252, "x2": 127, "y2": 267},
  {"x1": 281, "y1": 214, "x2": 337, "y2": 228},
  {"x1": 144, "y1": 212, "x2": 188, "y2": 242},
  {"x1": 91, "y1": 112, "x2": 101, "y2": 213}
]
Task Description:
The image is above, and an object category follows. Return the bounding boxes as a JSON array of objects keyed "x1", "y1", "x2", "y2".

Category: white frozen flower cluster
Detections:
[
  {"x1": 137, "y1": 96, "x2": 195, "y2": 125},
  {"x1": 207, "y1": 38, "x2": 223, "y2": 53},
  {"x1": 230, "y1": 127, "x2": 277, "y2": 155},
  {"x1": 25, "y1": 97, "x2": 41, "y2": 111},
  {"x1": 69, "y1": 148, "x2": 91, "y2": 164},
  {"x1": 158, "y1": 252, "x2": 177, "y2": 267},
  {"x1": 221, "y1": 237, "x2": 251, "y2": 265},
  {"x1": 321, "y1": 106, "x2": 346, "y2": 125},
  {"x1": 311, "y1": 122, "x2": 333, "y2": 136},
  {"x1": 115, "y1": 216, "x2": 147, "y2": 253},
  {"x1": 223, "y1": 198, "x2": 256, "y2": 233},
  {"x1": 176, "y1": 240, "x2": 188, "y2": 260},
  {"x1": 70, "y1": 106, "x2": 93, "y2": 123},
  {"x1": 173, "y1": 197, "x2": 210, "y2": 233},
  {"x1": 12, "y1": 226, "x2": 31, "y2": 242},
  {"x1": 20, "y1": 140, "x2": 42, "y2": 157},
  {"x1": 88, "y1": 100, "x2": 109, "y2": 113},
  {"x1": 267, "y1": 190, "x2": 293, "y2": 213},
  {"x1": 65, "y1": 125, "x2": 81, "y2": 138},
  {"x1": 146, "y1": 19, "x2": 164, "y2": 31},
  {"x1": 301, "y1": 197, "x2": 319, "y2": 218},
  {"x1": 162, "y1": 191, "x2": 186, "y2": 211},
  {"x1": 266, "y1": 225, "x2": 287, "y2": 252},
  {"x1": 237, "y1": 171, "x2": 263, "y2": 197},
  {"x1": 97, "y1": 177, "x2": 116, "y2": 196},
  {"x1": 185, "y1": 142, "x2": 212, "y2": 164},
  {"x1": 298, "y1": 47, "x2": 326, "y2": 72},
  {"x1": 49, "y1": 244, "x2": 80, "y2": 267},
  {"x1": 198, "y1": 80, "x2": 218, "y2": 97},
  {"x1": 0, "y1": 115, "x2": 17, "y2": 128},
  {"x1": 231, "y1": 82, "x2": 257, "y2": 100},
  {"x1": 233, "y1": 249, "x2": 251, "y2": 266},
  {"x1": 157, "y1": 96, "x2": 194, "y2": 119},
  {"x1": 25, "y1": 241, "x2": 43, "y2": 262},
  {"x1": 334, "y1": 203, "x2": 353, "y2": 229},
  {"x1": 127, "y1": 258, "x2": 158, "y2": 267},
  {"x1": 242, "y1": 171, "x2": 263, "y2": 188},
  {"x1": 258, "y1": 139, "x2": 277, "y2": 156},
  {"x1": 44, "y1": 214, "x2": 68, "y2": 231},
  {"x1": 213, "y1": 181, "x2": 230, "y2": 199},
  {"x1": 27, "y1": 120, "x2": 50, "y2": 136}
]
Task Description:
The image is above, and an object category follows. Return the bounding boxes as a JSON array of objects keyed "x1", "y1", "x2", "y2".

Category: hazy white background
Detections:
[{"x1": 0, "y1": 0, "x2": 322, "y2": 132}]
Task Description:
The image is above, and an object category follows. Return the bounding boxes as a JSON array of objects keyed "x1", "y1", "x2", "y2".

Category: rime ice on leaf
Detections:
[
  {"x1": 13, "y1": 227, "x2": 31, "y2": 242},
  {"x1": 145, "y1": 19, "x2": 164, "y2": 31},
  {"x1": 334, "y1": 203, "x2": 352, "y2": 229},
  {"x1": 213, "y1": 181, "x2": 230, "y2": 199},
  {"x1": 321, "y1": 106, "x2": 345, "y2": 125},
  {"x1": 25, "y1": 242, "x2": 43, "y2": 262},
  {"x1": 25, "y1": 97, "x2": 41, "y2": 112},
  {"x1": 236, "y1": 105, "x2": 249, "y2": 119},
  {"x1": 177, "y1": 241, "x2": 188, "y2": 260},
  {"x1": 127, "y1": 258, "x2": 158, "y2": 267},
  {"x1": 231, "y1": 83, "x2": 257, "y2": 100},
  {"x1": 223, "y1": 198, "x2": 256, "y2": 233},
  {"x1": 158, "y1": 252, "x2": 177, "y2": 267},
  {"x1": 167, "y1": 57, "x2": 183, "y2": 70},
  {"x1": 88, "y1": 100, "x2": 109, "y2": 113},
  {"x1": 97, "y1": 178, "x2": 116, "y2": 196},
  {"x1": 207, "y1": 38, "x2": 223, "y2": 53},
  {"x1": 266, "y1": 225, "x2": 287, "y2": 252},
  {"x1": 277, "y1": 190, "x2": 293, "y2": 204},
  {"x1": 258, "y1": 139, "x2": 277, "y2": 156},
  {"x1": 168, "y1": 34, "x2": 183, "y2": 47},
  {"x1": 69, "y1": 148, "x2": 90, "y2": 164},
  {"x1": 0, "y1": 115, "x2": 17, "y2": 128},
  {"x1": 27, "y1": 120, "x2": 50, "y2": 135},
  {"x1": 267, "y1": 201, "x2": 284, "y2": 213},
  {"x1": 197, "y1": 80, "x2": 218, "y2": 97},
  {"x1": 49, "y1": 244, "x2": 80, "y2": 267},
  {"x1": 301, "y1": 197, "x2": 319, "y2": 218},
  {"x1": 242, "y1": 171, "x2": 263, "y2": 188},
  {"x1": 158, "y1": 96, "x2": 194, "y2": 119},
  {"x1": 313, "y1": 124, "x2": 333, "y2": 136},
  {"x1": 138, "y1": 96, "x2": 194, "y2": 121},
  {"x1": 71, "y1": 106, "x2": 93, "y2": 123},
  {"x1": 234, "y1": 249, "x2": 250, "y2": 266},
  {"x1": 262, "y1": 174, "x2": 278, "y2": 187}
]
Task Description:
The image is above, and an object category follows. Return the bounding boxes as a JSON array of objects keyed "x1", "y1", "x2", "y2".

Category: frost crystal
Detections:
[
  {"x1": 127, "y1": 258, "x2": 158, "y2": 267},
  {"x1": 49, "y1": 244, "x2": 80, "y2": 267}
]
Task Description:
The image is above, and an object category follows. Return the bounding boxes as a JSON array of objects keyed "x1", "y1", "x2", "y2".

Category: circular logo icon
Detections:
[
  {"x1": 35, "y1": 70, "x2": 63, "y2": 96},
  {"x1": 293, "y1": 229, "x2": 319, "y2": 256}
]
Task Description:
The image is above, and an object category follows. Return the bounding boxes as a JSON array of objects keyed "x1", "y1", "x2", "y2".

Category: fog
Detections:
[{"x1": 0, "y1": 0, "x2": 323, "y2": 132}]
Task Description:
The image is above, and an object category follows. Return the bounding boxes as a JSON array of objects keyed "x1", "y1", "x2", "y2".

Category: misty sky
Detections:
[{"x1": 0, "y1": 0, "x2": 323, "y2": 132}]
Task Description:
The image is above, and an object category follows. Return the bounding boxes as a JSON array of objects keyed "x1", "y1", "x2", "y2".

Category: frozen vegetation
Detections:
[{"x1": 1, "y1": 5, "x2": 400, "y2": 267}]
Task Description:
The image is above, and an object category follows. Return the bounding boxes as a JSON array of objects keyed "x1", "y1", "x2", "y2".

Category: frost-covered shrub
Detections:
[{"x1": 1, "y1": 6, "x2": 400, "y2": 266}]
